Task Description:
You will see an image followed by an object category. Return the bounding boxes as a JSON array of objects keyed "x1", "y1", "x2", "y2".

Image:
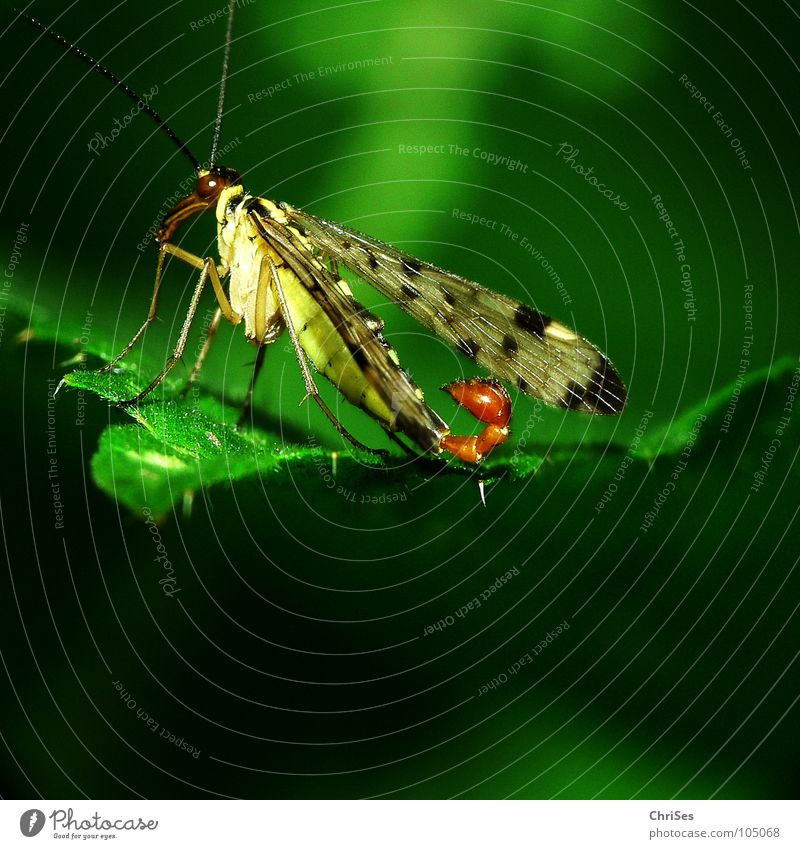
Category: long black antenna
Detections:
[
  {"x1": 209, "y1": 0, "x2": 236, "y2": 168},
  {"x1": 16, "y1": 9, "x2": 201, "y2": 172}
]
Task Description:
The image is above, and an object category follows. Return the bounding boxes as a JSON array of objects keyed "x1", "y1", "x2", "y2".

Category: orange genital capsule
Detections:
[{"x1": 440, "y1": 379, "x2": 512, "y2": 463}]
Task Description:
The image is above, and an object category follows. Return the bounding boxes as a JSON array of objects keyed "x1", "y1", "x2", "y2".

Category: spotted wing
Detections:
[
  {"x1": 247, "y1": 205, "x2": 448, "y2": 452},
  {"x1": 284, "y1": 206, "x2": 626, "y2": 414}
]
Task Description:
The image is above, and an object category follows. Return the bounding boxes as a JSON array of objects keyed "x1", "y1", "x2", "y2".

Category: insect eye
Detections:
[{"x1": 197, "y1": 174, "x2": 221, "y2": 198}]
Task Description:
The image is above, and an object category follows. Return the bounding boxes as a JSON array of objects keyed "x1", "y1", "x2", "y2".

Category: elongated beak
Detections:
[{"x1": 156, "y1": 191, "x2": 214, "y2": 244}]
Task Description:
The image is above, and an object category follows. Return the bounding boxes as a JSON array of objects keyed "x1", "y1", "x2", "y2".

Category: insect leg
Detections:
[
  {"x1": 118, "y1": 257, "x2": 215, "y2": 407},
  {"x1": 103, "y1": 242, "x2": 238, "y2": 386},
  {"x1": 266, "y1": 256, "x2": 389, "y2": 458},
  {"x1": 161, "y1": 243, "x2": 240, "y2": 325},
  {"x1": 237, "y1": 343, "x2": 267, "y2": 427},
  {"x1": 99, "y1": 245, "x2": 169, "y2": 372},
  {"x1": 179, "y1": 306, "x2": 223, "y2": 398},
  {"x1": 164, "y1": 244, "x2": 243, "y2": 398}
]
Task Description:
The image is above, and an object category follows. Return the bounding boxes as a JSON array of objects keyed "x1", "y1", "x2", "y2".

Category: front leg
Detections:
[
  {"x1": 99, "y1": 244, "x2": 170, "y2": 372},
  {"x1": 100, "y1": 243, "x2": 237, "y2": 374},
  {"x1": 116, "y1": 252, "x2": 241, "y2": 407},
  {"x1": 160, "y1": 243, "x2": 239, "y2": 325}
]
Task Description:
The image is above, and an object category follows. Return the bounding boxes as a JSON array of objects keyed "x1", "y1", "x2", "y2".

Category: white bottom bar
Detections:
[{"x1": 3, "y1": 800, "x2": 796, "y2": 848}]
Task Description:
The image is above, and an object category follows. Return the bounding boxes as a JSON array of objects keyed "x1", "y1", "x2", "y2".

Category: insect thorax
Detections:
[{"x1": 216, "y1": 188, "x2": 284, "y2": 343}]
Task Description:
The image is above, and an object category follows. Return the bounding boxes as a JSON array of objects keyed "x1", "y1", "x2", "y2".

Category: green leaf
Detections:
[
  {"x1": 8, "y1": 292, "x2": 791, "y2": 515},
  {"x1": 6, "y1": 293, "x2": 549, "y2": 511},
  {"x1": 62, "y1": 365, "x2": 399, "y2": 515},
  {"x1": 635, "y1": 355, "x2": 797, "y2": 459}
]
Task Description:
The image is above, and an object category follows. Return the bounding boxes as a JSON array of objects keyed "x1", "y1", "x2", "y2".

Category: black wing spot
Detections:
[
  {"x1": 456, "y1": 337, "x2": 480, "y2": 359},
  {"x1": 515, "y1": 304, "x2": 550, "y2": 338},
  {"x1": 502, "y1": 334, "x2": 519, "y2": 355},
  {"x1": 401, "y1": 281, "x2": 421, "y2": 299},
  {"x1": 365, "y1": 250, "x2": 379, "y2": 270},
  {"x1": 583, "y1": 355, "x2": 627, "y2": 414},
  {"x1": 352, "y1": 346, "x2": 370, "y2": 369},
  {"x1": 517, "y1": 376, "x2": 530, "y2": 393},
  {"x1": 564, "y1": 380, "x2": 587, "y2": 410},
  {"x1": 441, "y1": 287, "x2": 456, "y2": 306},
  {"x1": 401, "y1": 257, "x2": 423, "y2": 277},
  {"x1": 343, "y1": 239, "x2": 352, "y2": 250}
]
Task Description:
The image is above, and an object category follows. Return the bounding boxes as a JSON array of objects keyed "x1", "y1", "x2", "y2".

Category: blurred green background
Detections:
[{"x1": 0, "y1": 0, "x2": 798, "y2": 798}]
